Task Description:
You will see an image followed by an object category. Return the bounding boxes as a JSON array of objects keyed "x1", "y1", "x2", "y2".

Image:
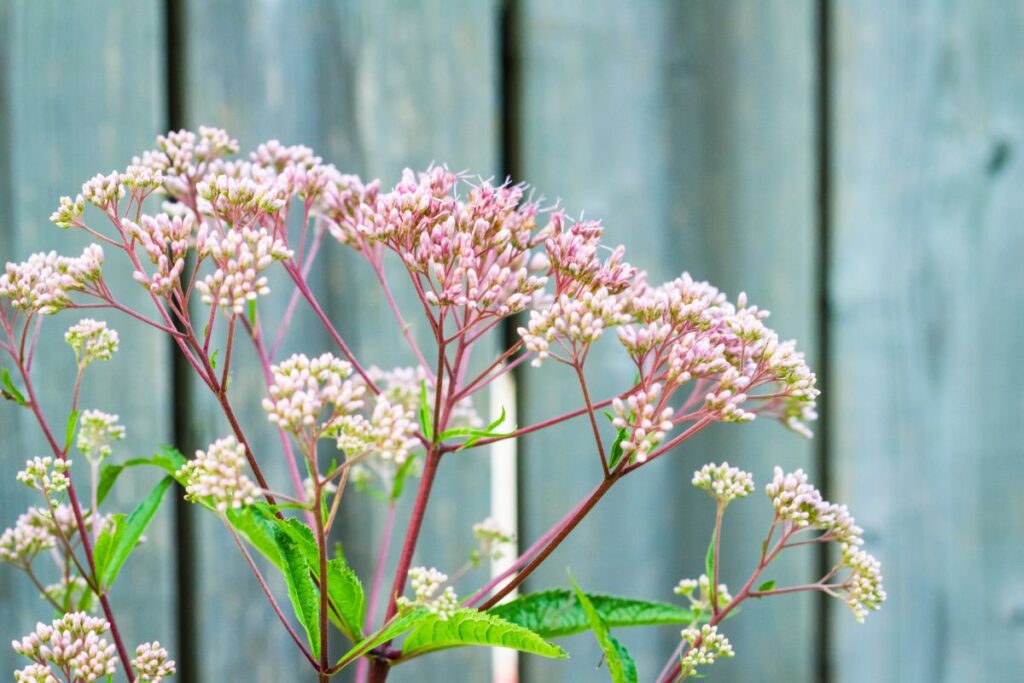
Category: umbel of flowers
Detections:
[{"x1": 0, "y1": 126, "x2": 879, "y2": 683}]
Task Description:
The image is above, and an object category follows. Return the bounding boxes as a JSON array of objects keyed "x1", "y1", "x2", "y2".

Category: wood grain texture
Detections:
[
  {"x1": 180, "y1": 1, "x2": 500, "y2": 680},
  {"x1": 0, "y1": 0, "x2": 175, "y2": 675},
  {"x1": 514, "y1": 2, "x2": 819, "y2": 680},
  {"x1": 830, "y1": 2, "x2": 1024, "y2": 680}
]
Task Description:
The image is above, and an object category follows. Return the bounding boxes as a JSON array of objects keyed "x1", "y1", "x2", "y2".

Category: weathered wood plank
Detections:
[
  {"x1": 0, "y1": 0, "x2": 175, "y2": 676},
  {"x1": 830, "y1": 2, "x2": 1024, "y2": 681},
  {"x1": 515, "y1": 2, "x2": 819, "y2": 680},
  {"x1": 180, "y1": 1, "x2": 500, "y2": 680}
]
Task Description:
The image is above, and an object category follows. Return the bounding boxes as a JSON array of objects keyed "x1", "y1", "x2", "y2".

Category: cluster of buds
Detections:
[
  {"x1": 674, "y1": 574, "x2": 733, "y2": 615},
  {"x1": 197, "y1": 174, "x2": 287, "y2": 223},
  {"x1": 263, "y1": 353, "x2": 364, "y2": 436},
  {"x1": 678, "y1": 624, "x2": 735, "y2": 679},
  {"x1": 81, "y1": 172, "x2": 125, "y2": 211},
  {"x1": 0, "y1": 509, "x2": 56, "y2": 566},
  {"x1": 0, "y1": 246, "x2": 104, "y2": 315},
  {"x1": 178, "y1": 436, "x2": 260, "y2": 512},
  {"x1": 64, "y1": 319, "x2": 119, "y2": 368},
  {"x1": 124, "y1": 214, "x2": 194, "y2": 296},
  {"x1": 131, "y1": 641, "x2": 176, "y2": 682},
  {"x1": 132, "y1": 126, "x2": 240, "y2": 197},
  {"x1": 692, "y1": 462, "x2": 755, "y2": 505},
  {"x1": 49, "y1": 194, "x2": 85, "y2": 229},
  {"x1": 76, "y1": 410, "x2": 125, "y2": 462},
  {"x1": 397, "y1": 566, "x2": 459, "y2": 621},
  {"x1": 331, "y1": 396, "x2": 418, "y2": 465},
  {"x1": 471, "y1": 517, "x2": 516, "y2": 564},
  {"x1": 367, "y1": 365, "x2": 480, "y2": 430},
  {"x1": 195, "y1": 224, "x2": 292, "y2": 315},
  {"x1": 12, "y1": 613, "x2": 117, "y2": 682},
  {"x1": 16, "y1": 457, "x2": 71, "y2": 495},
  {"x1": 519, "y1": 287, "x2": 630, "y2": 366},
  {"x1": 611, "y1": 385, "x2": 675, "y2": 463}
]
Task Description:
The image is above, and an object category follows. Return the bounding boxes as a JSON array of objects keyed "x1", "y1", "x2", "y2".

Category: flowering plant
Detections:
[{"x1": 0, "y1": 128, "x2": 883, "y2": 682}]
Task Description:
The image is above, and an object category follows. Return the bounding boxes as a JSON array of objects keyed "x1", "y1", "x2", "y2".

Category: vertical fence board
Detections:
[
  {"x1": 0, "y1": 0, "x2": 175, "y2": 676},
  {"x1": 515, "y1": 2, "x2": 818, "y2": 681},
  {"x1": 181, "y1": 1, "x2": 499, "y2": 680},
  {"x1": 830, "y1": 2, "x2": 1024, "y2": 681}
]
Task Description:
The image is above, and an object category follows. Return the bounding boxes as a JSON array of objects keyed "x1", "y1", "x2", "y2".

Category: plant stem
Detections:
[
  {"x1": 356, "y1": 502, "x2": 398, "y2": 683},
  {"x1": 313, "y1": 481, "x2": 330, "y2": 681}
]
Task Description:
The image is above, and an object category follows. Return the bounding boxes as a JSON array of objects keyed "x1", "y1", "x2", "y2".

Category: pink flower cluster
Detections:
[{"x1": 12, "y1": 613, "x2": 116, "y2": 682}]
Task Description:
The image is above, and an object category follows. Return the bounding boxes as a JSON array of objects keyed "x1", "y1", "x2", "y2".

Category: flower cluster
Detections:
[
  {"x1": 132, "y1": 641, "x2": 176, "y2": 682},
  {"x1": 64, "y1": 319, "x2": 119, "y2": 367},
  {"x1": 198, "y1": 174, "x2": 286, "y2": 222},
  {"x1": 16, "y1": 457, "x2": 71, "y2": 495},
  {"x1": 679, "y1": 624, "x2": 734, "y2": 679},
  {"x1": 611, "y1": 385, "x2": 675, "y2": 463},
  {"x1": 81, "y1": 172, "x2": 125, "y2": 211},
  {"x1": 397, "y1": 566, "x2": 459, "y2": 621},
  {"x1": 132, "y1": 126, "x2": 240, "y2": 197},
  {"x1": 12, "y1": 613, "x2": 117, "y2": 682},
  {"x1": 331, "y1": 396, "x2": 418, "y2": 465},
  {"x1": 353, "y1": 168, "x2": 548, "y2": 319},
  {"x1": 519, "y1": 287, "x2": 630, "y2": 366},
  {"x1": 692, "y1": 462, "x2": 755, "y2": 504},
  {"x1": 49, "y1": 194, "x2": 85, "y2": 229},
  {"x1": 76, "y1": 410, "x2": 125, "y2": 462},
  {"x1": 263, "y1": 353, "x2": 364, "y2": 434},
  {"x1": 674, "y1": 574, "x2": 733, "y2": 615},
  {"x1": 0, "y1": 246, "x2": 104, "y2": 315},
  {"x1": 195, "y1": 224, "x2": 292, "y2": 315},
  {"x1": 124, "y1": 214, "x2": 194, "y2": 296},
  {"x1": 0, "y1": 509, "x2": 55, "y2": 566},
  {"x1": 472, "y1": 517, "x2": 516, "y2": 563},
  {"x1": 178, "y1": 436, "x2": 260, "y2": 512},
  {"x1": 367, "y1": 365, "x2": 480, "y2": 430},
  {"x1": 765, "y1": 467, "x2": 883, "y2": 621}
]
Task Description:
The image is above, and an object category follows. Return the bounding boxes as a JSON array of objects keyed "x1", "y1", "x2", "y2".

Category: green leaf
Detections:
[
  {"x1": 96, "y1": 476, "x2": 173, "y2": 588},
  {"x1": 335, "y1": 609, "x2": 429, "y2": 670},
  {"x1": 151, "y1": 445, "x2": 187, "y2": 478},
  {"x1": 570, "y1": 573, "x2": 637, "y2": 683},
  {"x1": 489, "y1": 589, "x2": 695, "y2": 638},
  {"x1": 418, "y1": 381, "x2": 433, "y2": 442},
  {"x1": 274, "y1": 525, "x2": 321, "y2": 659},
  {"x1": 1, "y1": 367, "x2": 27, "y2": 406},
  {"x1": 390, "y1": 455, "x2": 419, "y2": 501},
  {"x1": 401, "y1": 608, "x2": 567, "y2": 661},
  {"x1": 209, "y1": 349, "x2": 219, "y2": 369},
  {"x1": 607, "y1": 427, "x2": 629, "y2": 470},
  {"x1": 92, "y1": 513, "x2": 125, "y2": 584},
  {"x1": 225, "y1": 505, "x2": 284, "y2": 571},
  {"x1": 65, "y1": 410, "x2": 79, "y2": 451},
  {"x1": 437, "y1": 406, "x2": 514, "y2": 450},
  {"x1": 96, "y1": 464, "x2": 124, "y2": 506},
  {"x1": 327, "y1": 559, "x2": 366, "y2": 642},
  {"x1": 705, "y1": 530, "x2": 716, "y2": 582},
  {"x1": 756, "y1": 580, "x2": 776, "y2": 593},
  {"x1": 247, "y1": 299, "x2": 257, "y2": 327}
]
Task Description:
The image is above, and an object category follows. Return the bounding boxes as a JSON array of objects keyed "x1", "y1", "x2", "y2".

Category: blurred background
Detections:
[{"x1": 1, "y1": 1, "x2": 1022, "y2": 681}]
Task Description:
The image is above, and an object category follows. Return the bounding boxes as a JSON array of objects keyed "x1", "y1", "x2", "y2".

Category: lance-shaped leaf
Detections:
[
  {"x1": 335, "y1": 609, "x2": 429, "y2": 670},
  {"x1": 274, "y1": 525, "x2": 321, "y2": 659},
  {"x1": 94, "y1": 476, "x2": 173, "y2": 588},
  {"x1": 400, "y1": 608, "x2": 567, "y2": 660},
  {"x1": 327, "y1": 559, "x2": 366, "y2": 642},
  {"x1": 1, "y1": 367, "x2": 27, "y2": 406},
  {"x1": 570, "y1": 574, "x2": 637, "y2": 683},
  {"x1": 96, "y1": 446, "x2": 187, "y2": 506},
  {"x1": 489, "y1": 589, "x2": 695, "y2": 638}
]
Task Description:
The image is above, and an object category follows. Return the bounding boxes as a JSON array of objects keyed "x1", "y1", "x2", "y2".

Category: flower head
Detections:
[
  {"x1": 132, "y1": 641, "x2": 176, "y2": 682},
  {"x1": 195, "y1": 225, "x2": 292, "y2": 315},
  {"x1": 124, "y1": 213, "x2": 194, "y2": 296},
  {"x1": 692, "y1": 462, "x2": 755, "y2": 504},
  {"x1": 81, "y1": 172, "x2": 125, "y2": 210},
  {"x1": 397, "y1": 566, "x2": 459, "y2": 620},
  {"x1": 178, "y1": 436, "x2": 260, "y2": 512},
  {"x1": 76, "y1": 410, "x2": 126, "y2": 461},
  {"x1": 12, "y1": 613, "x2": 117, "y2": 682},
  {"x1": 679, "y1": 624, "x2": 734, "y2": 679},
  {"x1": 611, "y1": 385, "x2": 675, "y2": 463},
  {"x1": 65, "y1": 319, "x2": 119, "y2": 367},
  {"x1": 16, "y1": 457, "x2": 71, "y2": 495},
  {"x1": 0, "y1": 509, "x2": 56, "y2": 566},
  {"x1": 49, "y1": 194, "x2": 85, "y2": 229},
  {"x1": 0, "y1": 245, "x2": 104, "y2": 315},
  {"x1": 263, "y1": 353, "x2": 363, "y2": 434},
  {"x1": 472, "y1": 517, "x2": 516, "y2": 563},
  {"x1": 839, "y1": 545, "x2": 886, "y2": 623}
]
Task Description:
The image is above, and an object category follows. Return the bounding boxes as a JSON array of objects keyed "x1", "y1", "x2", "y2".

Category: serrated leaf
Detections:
[
  {"x1": 489, "y1": 589, "x2": 695, "y2": 638},
  {"x1": 418, "y1": 381, "x2": 433, "y2": 442},
  {"x1": 401, "y1": 608, "x2": 567, "y2": 660},
  {"x1": 97, "y1": 476, "x2": 173, "y2": 588},
  {"x1": 65, "y1": 410, "x2": 79, "y2": 451},
  {"x1": 570, "y1": 573, "x2": 637, "y2": 683},
  {"x1": 1, "y1": 367, "x2": 27, "y2": 406},
  {"x1": 225, "y1": 505, "x2": 284, "y2": 571},
  {"x1": 274, "y1": 525, "x2": 321, "y2": 659},
  {"x1": 607, "y1": 427, "x2": 629, "y2": 469},
  {"x1": 335, "y1": 609, "x2": 429, "y2": 670},
  {"x1": 327, "y1": 559, "x2": 365, "y2": 642}
]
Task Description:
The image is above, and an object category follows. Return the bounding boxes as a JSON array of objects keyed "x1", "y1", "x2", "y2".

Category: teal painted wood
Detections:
[
  {"x1": 830, "y1": 2, "x2": 1024, "y2": 681},
  {"x1": 181, "y1": 1, "x2": 500, "y2": 680},
  {"x1": 514, "y1": 2, "x2": 819, "y2": 681},
  {"x1": 0, "y1": 0, "x2": 176, "y2": 676}
]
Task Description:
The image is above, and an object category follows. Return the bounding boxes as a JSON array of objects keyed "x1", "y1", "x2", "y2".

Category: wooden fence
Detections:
[{"x1": 1, "y1": 1, "x2": 1021, "y2": 681}]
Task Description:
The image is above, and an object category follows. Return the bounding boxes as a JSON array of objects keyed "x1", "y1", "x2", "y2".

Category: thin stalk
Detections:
[{"x1": 356, "y1": 502, "x2": 398, "y2": 683}]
